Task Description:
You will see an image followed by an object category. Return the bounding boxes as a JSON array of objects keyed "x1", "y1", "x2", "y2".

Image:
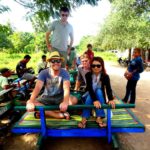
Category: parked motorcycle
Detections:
[{"x1": 118, "y1": 57, "x2": 129, "y2": 67}]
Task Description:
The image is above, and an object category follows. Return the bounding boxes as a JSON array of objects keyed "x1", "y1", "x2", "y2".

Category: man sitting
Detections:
[
  {"x1": 16, "y1": 55, "x2": 36, "y2": 87},
  {"x1": 0, "y1": 68, "x2": 16, "y2": 91},
  {"x1": 37, "y1": 55, "x2": 47, "y2": 73},
  {"x1": 0, "y1": 68, "x2": 17, "y2": 101},
  {"x1": 26, "y1": 51, "x2": 78, "y2": 119}
]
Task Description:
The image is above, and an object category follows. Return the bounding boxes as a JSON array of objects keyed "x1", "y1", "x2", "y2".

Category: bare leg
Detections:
[
  {"x1": 33, "y1": 101, "x2": 68, "y2": 119},
  {"x1": 69, "y1": 95, "x2": 78, "y2": 105}
]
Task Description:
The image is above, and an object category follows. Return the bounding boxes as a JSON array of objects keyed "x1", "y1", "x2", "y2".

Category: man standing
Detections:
[
  {"x1": 26, "y1": 51, "x2": 77, "y2": 119},
  {"x1": 46, "y1": 7, "x2": 74, "y2": 67}
]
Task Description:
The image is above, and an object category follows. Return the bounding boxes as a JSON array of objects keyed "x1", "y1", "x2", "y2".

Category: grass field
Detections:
[{"x1": 0, "y1": 51, "x2": 117, "y2": 74}]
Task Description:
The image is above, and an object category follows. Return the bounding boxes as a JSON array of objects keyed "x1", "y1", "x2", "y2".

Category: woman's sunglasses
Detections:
[
  {"x1": 51, "y1": 59, "x2": 61, "y2": 63},
  {"x1": 91, "y1": 64, "x2": 101, "y2": 68}
]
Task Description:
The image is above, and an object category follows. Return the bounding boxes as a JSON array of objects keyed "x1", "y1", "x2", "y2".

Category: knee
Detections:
[{"x1": 69, "y1": 96, "x2": 78, "y2": 105}]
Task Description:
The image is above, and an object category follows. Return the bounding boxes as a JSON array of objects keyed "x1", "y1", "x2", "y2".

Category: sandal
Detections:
[
  {"x1": 96, "y1": 117, "x2": 107, "y2": 128},
  {"x1": 34, "y1": 112, "x2": 40, "y2": 119},
  {"x1": 78, "y1": 119, "x2": 87, "y2": 128}
]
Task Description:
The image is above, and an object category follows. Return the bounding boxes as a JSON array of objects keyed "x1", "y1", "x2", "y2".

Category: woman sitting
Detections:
[{"x1": 78, "y1": 57, "x2": 115, "y2": 128}]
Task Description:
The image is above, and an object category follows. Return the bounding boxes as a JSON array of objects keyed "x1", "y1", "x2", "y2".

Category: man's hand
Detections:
[
  {"x1": 59, "y1": 101, "x2": 69, "y2": 112},
  {"x1": 67, "y1": 47, "x2": 71, "y2": 55},
  {"x1": 26, "y1": 100, "x2": 35, "y2": 112},
  {"x1": 47, "y1": 44, "x2": 52, "y2": 51},
  {"x1": 93, "y1": 101, "x2": 101, "y2": 109},
  {"x1": 108, "y1": 100, "x2": 115, "y2": 109}
]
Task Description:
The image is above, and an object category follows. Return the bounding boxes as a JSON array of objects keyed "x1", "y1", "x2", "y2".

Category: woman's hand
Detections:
[
  {"x1": 93, "y1": 101, "x2": 101, "y2": 109},
  {"x1": 26, "y1": 100, "x2": 35, "y2": 112},
  {"x1": 108, "y1": 100, "x2": 115, "y2": 109}
]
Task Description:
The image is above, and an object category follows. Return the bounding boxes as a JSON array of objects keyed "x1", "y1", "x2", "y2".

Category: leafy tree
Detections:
[
  {"x1": 14, "y1": 0, "x2": 98, "y2": 20},
  {"x1": 29, "y1": 14, "x2": 50, "y2": 32},
  {"x1": 77, "y1": 35, "x2": 96, "y2": 54},
  {"x1": 0, "y1": 23, "x2": 14, "y2": 50},
  {"x1": 95, "y1": 0, "x2": 150, "y2": 52},
  {"x1": 9, "y1": 32, "x2": 34, "y2": 53},
  {"x1": 32, "y1": 32, "x2": 47, "y2": 53}
]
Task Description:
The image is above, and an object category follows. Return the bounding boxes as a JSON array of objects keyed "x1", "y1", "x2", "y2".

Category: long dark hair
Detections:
[{"x1": 91, "y1": 57, "x2": 107, "y2": 75}]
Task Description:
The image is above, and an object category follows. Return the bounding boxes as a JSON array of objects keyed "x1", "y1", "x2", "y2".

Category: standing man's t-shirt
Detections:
[{"x1": 49, "y1": 20, "x2": 74, "y2": 52}]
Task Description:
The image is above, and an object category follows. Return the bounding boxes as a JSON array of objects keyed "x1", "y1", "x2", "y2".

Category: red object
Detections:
[{"x1": 85, "y1": 50, "x2": 94, "y2": 62}]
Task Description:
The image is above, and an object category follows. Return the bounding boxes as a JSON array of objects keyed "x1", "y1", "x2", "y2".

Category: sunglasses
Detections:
[
  {"x1": 51, "y1": 59, "x2": 61, "y2": 63},
  {"x1": 61, "y1": 14, "x2": 69, "y2": 17},
  {"x1": 91, "y1": 64, "x2": 102, "y2": 68}
]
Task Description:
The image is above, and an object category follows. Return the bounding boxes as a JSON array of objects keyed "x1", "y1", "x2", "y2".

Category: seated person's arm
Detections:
[
  {"x1": 28, "y1": 80, "x2": 43, "y2": 103},
  {"x1": 59, "y1": 80, "x2": 70, "y2": 112},
  {"x1": 74, "y1": 80, "x2": 81, "y2": 91},
  {"x1": 26, "y1": 80, "x2": 44, "y2": 111}
]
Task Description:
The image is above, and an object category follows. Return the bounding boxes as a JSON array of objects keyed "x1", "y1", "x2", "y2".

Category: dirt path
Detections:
[
  {"x1": 106, "y1": 62, "x2": 150, "y2": 150},
  {"x1": 2, "y1": 62, "x2": 150, "y2": 150}
]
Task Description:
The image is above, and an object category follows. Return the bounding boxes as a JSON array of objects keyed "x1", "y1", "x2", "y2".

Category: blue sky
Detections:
[{"x1": 0, "y1": 0, "x2": 111, "y2": 45}]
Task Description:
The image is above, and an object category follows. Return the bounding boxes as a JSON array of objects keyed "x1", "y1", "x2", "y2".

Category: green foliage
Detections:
[
  {"x1": 14, "y1": 0, "x2": 98, "y2": 21},
  {"x1": 95, "y1": 0, "x2": 150, "y2": 50},
  {"x1": 34, "y1": 32, "x2": 47, "y2": 53},
  {"x1": 9, "y1": 32, "x2": 34, "y2": 53},
  {"x1": 29, "y1": 14, "x2": 50, "y2": 32},
  {"x1": 94, "y1": 51, "x2": 118, "y2": 62},
  {"x1": 0, "y1": 52, "x2": 47, "y2": 74},
  {"x1": 0, "y1": 23, "x2": 14, "y2": 50},
  {"x1": 76, "y1": 35, "x2": 96, "y2": 54}
]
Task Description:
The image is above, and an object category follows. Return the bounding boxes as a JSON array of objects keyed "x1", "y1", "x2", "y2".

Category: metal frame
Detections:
[{"x1": 11, "y1": 104, "x2": 145, "y2": 149}]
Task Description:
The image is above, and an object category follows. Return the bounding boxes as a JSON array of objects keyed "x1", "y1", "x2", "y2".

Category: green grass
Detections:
[
  {"x1": 0, "y1": 52, "x2": 48, "y2": 74},
  {"x1": 0, "y1": 51, "x2": 117, "y2": 74},
  {"x1": 94, "y1": 51, "x2": 118, "y2": 62},
  {"x1": 78, "y1": 51, "x2": 118, "y2": 62}
]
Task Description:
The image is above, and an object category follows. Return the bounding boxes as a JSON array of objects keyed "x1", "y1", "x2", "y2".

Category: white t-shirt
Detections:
[
  {"x1": 0, "y1": 76, "x2": 8, "y2": 91},
  {"x1": 49, "y1": 20, "x2": 74, "y2": 51}
]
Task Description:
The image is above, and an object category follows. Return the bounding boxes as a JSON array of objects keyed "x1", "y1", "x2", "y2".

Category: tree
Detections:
[
  {"x1": 29, "y1": 14, "x2": 50, "y2": 33},
  {"x1": 0, "y1": 23, "x2": 14, "y2": 50},
  {"x1": 9, "y1": 32, "x2": 34, "y2": 53},
  {"x1": 0, "y1": 1, "x2": 10, "y2": 14},
  {"x1": 14, "y1": 0, "x2": 98, "y2": 21},
  {"x1": 77, "y1": 35, "x2": 96, "y2": 53},
  {"x1": 95, "y1": 0, "x2": 150, "y2": 51}
]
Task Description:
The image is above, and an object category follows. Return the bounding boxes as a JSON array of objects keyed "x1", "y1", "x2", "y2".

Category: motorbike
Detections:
[{"x1": 118, "y1": 57, "x2": 129, "y2": 67}]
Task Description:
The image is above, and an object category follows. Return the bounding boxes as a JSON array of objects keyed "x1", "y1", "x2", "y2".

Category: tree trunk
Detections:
[{"x1": 128, "y1": 48, "x2": 132, "y2": 61}]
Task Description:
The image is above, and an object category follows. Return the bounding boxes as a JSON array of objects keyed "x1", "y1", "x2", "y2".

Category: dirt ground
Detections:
[{"x1": 1, "y1": 62, "x2": 150, "y2": 150}]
